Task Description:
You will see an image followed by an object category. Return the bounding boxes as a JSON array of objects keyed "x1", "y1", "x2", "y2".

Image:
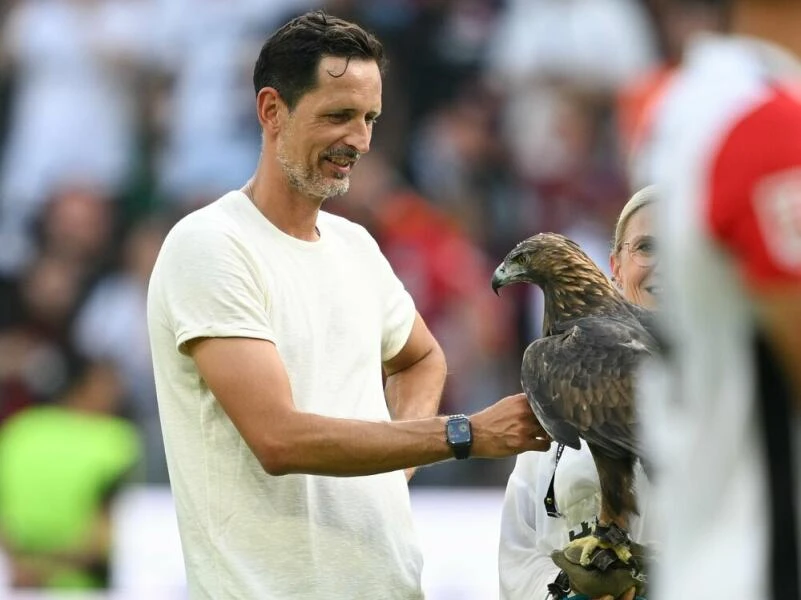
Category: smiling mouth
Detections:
[
  {"x1": 323, "y1": 156, "x2": 357, "y2": 177},
  {"x1": 326, "y1": 156, "x2": 353, "y2": 167}
]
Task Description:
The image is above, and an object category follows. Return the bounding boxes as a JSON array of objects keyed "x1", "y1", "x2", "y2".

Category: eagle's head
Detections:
[
  {"x1": 492, "y1": 233, "x2": 610, "y2": 291},
  {"x1": 492, "y1": 233, "x2": 622, "y2": 330}
]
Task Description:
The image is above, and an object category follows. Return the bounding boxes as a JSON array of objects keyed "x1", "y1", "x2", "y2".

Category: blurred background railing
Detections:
[{"x1": 0, "y1": 0, "x2": 720, "y2": 596}]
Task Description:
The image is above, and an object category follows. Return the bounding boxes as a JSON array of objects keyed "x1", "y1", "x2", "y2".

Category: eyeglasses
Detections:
[{"x1": 622, "y1": 237, "x2": 657, "y2": 268}]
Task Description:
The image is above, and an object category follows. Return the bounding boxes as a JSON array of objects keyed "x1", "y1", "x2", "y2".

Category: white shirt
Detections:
[
  {"x1": 147, "y1": 191, "x2": 422, "y2": 599},
  {"x1": 499, "y1": 442, "x2": 652, "y2": 599}
]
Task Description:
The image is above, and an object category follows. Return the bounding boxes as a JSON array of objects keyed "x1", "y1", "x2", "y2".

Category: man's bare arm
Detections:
[
  {"x1": 384, "y1": 313, "x2": 447, "y2": 423},
  {"x1": 383, "y1": 313, "x2": 447, "y2": 479},
  {"x1": 188, "y1": 333, "x2": 547, "y2": 477}
]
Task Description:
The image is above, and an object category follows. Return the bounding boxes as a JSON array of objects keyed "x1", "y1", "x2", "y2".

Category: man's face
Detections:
[{"x1": 276, "y1": 56, "x2": 382, "y2": 201}]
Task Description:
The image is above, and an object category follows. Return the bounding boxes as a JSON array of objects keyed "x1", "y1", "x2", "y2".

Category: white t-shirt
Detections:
[
  {"x1": 498, "y1": 442, "x2": 652, "y2": 599},
  {"x1": 147, "y1": 191, "x2": 422, "y2": 599}
]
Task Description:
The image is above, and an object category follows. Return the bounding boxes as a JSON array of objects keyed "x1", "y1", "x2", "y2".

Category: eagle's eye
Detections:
[{"x1": 516, "y1": 253, "x2": 531, "y2": 267}]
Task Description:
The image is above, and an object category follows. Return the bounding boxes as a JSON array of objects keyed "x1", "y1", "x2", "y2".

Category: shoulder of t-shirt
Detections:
[
  {"x1": 163, "y1": 192, "x2": 243, "y2": 246},
  {"x1": 319, "y1": 210, "x2": 380, "y2": 249},
  {"x1": 707, "y1": 85, "x2": 801, "y2": 287}
]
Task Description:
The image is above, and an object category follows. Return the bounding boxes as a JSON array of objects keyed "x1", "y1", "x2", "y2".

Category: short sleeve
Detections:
[
  {"x1": 354, "y1": 228, "x2": 415, "y2": 362},
  {"x1": 707, "y1": 89, "x2": 801, "y2": 289},
  {"x1": 152, "y1": 223, "x2": 275, "y2": 353},
  {"x1": 375, "y1": 249, "x2": 416, "y2": 363}
]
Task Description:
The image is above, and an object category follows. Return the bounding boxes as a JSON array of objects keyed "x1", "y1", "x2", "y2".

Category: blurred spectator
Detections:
[
  {"x1": 0, "y1": 250, "x2": 88, "y2": 423},
  {"x1": 407, "y1": 81, "x2": 515, "y2": 252},
  {"x1": 0, "y1": 360, "x2": 141, "y2": 589},
  {"x1": 484, "y1": 0, "x2": 657, "y2": 238},
  {"x1": 399, "y1": 0, "x2": 502, "y2": 123},
  {"x1": 154, "y1": 0, "x2": 315, "y2": 211},
  {"x1": 485, "y1": 0, "x2": 657, "y2": 92},
  {"x1": 73, "y1": 215, "x2": 171, "y2": 483},
  {"x1": 0, "y1": 0, "x2": 156, "y2": 275},
  {"x1": 36, "y1": 184, "x2": 118, "y2": 273}
]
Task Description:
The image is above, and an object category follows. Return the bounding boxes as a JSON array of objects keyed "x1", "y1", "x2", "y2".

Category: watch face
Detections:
[{"x1": 447, "y1": 418, "x2": 471, "y2": 444}]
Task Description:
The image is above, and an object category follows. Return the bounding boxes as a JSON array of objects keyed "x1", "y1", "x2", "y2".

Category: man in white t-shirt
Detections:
[
  {"x1": 147, "y1": 10, "x2": 550, "y2": 599},
  {"x1": 633, "y1": 1, "x2": 801, "y2": 598}
]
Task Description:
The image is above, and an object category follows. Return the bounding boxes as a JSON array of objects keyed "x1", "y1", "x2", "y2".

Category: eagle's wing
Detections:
[{"x1": 521, "y1": 315, "x2": 654, "y2": 459}]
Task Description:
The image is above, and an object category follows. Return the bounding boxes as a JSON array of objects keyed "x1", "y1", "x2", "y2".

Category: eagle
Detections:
[{"x1": 492, "y1": 232, "x2": 656, "y2": 571}]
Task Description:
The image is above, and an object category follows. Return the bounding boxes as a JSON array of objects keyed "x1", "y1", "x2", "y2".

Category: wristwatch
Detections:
[{"x1": 445, "y1": 414, "x2": 472, "y2": 460}]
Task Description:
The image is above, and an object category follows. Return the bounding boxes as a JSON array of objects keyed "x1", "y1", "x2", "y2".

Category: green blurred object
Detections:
[{"x1": 0, "y1": 406, "x2": 141, "y2": 588}]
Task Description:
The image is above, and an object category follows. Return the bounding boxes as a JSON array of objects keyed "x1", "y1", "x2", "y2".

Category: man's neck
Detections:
[
  {"x1": 731, "y1": 1, "x2": 801, "y2": 59},
  {"x1": 243, "y1": 173, "x2": 322, "y2": 242}
]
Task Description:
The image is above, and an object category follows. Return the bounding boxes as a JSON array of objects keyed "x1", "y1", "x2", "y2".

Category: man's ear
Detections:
[{"x1": 256, "y1": 87, "x2": 284, "y2": 136}]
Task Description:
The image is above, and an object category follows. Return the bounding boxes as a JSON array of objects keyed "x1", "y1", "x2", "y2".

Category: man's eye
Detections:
[{"x1": 328, "y1": 114, "x2": 349, "y2": 123}]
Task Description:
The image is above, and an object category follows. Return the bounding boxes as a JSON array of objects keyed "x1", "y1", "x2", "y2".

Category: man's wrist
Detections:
[{"x1": 445, "y1": 414, "x2": 472, "y2": 459}]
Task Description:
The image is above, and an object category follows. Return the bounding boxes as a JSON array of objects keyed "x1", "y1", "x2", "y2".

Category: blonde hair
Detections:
[{"x1": 612, "y1": 185, "x2": 658, "y2": 254}]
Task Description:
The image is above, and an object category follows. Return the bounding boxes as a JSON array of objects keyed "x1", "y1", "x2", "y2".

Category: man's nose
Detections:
[{"x1": 343, "y1": 121, "x2": 371, "y2": 155}]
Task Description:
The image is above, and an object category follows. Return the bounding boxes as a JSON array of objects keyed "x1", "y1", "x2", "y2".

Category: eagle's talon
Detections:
[
  {"x1": 564, "y1": 524, "x2": 634, "y2": 569},
  {"x1": 593, "y1": 521, "x2": 633, "y2": 564},
  {"x1": 611, "y1": 543, "x2": 632, "y2": 564},
  {"x1": 564, "y1": 534, "x2": 602, "y2": 567}
]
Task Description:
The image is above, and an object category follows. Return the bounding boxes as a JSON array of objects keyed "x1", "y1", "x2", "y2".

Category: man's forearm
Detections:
[
  {"x1": 255, "y1": 411, "x2": 453, "y2": 476},
  {"x1": 384, "y1": 343, "x2": 447, "y2": 480},
  {"x1": 252, "y1": 346, "x2": 448, "y2": 478},
  {"x1": 384, "y1": 342, "x2": 447, "y2": 421}
]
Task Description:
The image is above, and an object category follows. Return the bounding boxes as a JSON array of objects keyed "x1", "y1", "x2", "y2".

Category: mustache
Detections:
[{"x1": 322, "y1": 147, "x2": 361, "y2": 161}]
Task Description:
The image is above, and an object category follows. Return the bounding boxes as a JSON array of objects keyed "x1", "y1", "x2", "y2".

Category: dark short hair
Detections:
[{"x1": 253, "y1": 10, "x2": 386, "y2": 110}]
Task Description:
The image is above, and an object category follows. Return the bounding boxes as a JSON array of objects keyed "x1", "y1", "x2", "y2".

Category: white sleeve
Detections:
[
  {"x1": 498, "y1": 452, "x2": 562, "y2": 600},
  {"x1": 152, "y1": 223, "x2": 275, "y2": 353},
  {"x1": 355, "y1": 227, "x2": 415, "y2": 362}
]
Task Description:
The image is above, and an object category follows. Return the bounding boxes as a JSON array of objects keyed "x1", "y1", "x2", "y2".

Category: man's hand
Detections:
[{"x1": 469, "y1": 392, "x2": 551, "y2": 458}]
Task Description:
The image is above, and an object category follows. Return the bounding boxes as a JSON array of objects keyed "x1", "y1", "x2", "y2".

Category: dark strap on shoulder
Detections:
[{"x1": 544, "y1": 443, "x2": 565, "y2": 518}]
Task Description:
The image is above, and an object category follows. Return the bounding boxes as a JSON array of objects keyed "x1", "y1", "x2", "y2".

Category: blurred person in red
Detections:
[
  {"x1": 0, "y1": 359, "x2": 141, "y2": 589},
  {"x1": 633, "y1": 0, "x2": 801, "y2": 597}
]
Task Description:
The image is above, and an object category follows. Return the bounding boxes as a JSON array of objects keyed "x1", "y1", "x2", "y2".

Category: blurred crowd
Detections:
[{"x1": 0, "y1": 0, "x2": 718, "y2": 590}]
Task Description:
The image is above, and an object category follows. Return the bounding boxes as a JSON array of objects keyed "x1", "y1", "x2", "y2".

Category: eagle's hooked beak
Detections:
[{"x1": 491, "y1": 263, "x2": 508, "y2": 295}]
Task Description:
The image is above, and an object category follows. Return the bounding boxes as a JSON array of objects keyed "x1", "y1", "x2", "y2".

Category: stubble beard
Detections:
[{"x1": 277, "y1": 137, "x2": 350, "y2": 202}]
